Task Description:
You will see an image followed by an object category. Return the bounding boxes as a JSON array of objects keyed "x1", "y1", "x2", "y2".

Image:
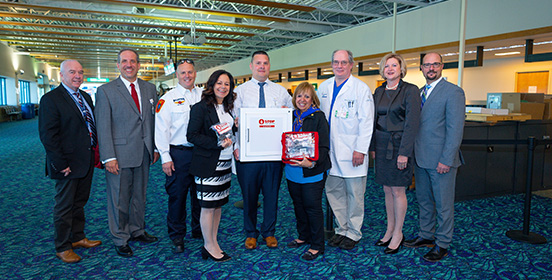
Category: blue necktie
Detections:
[
  {"x1": 421, "y1": 85, "x2": 431, "y2": 108},
  {"x1": 258, "y1": 82, "x2": 266, "y2": 108},
  {"x1": 74, "y1": 92, "x2": 97, "y2": 146}
]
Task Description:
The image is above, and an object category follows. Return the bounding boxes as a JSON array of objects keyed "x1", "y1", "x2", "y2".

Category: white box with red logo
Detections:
[{"x1": 239, "y1": 108, "x2": 292, "y2": 162}]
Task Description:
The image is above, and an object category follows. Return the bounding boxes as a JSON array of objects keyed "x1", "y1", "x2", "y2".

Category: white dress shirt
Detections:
[{"x1": 155, "y1": 84, "x2": 203, "y2": 164}]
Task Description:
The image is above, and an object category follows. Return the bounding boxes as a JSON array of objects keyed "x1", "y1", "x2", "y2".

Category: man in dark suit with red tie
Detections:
[{"x1": 39, "y1": 59, "x2": 102, "y2": 263}]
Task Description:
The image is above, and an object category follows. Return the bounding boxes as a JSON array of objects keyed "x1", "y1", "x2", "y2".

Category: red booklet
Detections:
[{"x1": 281, "y1": 131, "x2": 319, "y2": 164}]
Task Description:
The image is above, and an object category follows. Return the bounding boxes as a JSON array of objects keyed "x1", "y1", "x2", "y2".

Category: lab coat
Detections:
[{"x1": 318, "y1": 75, "x2": 374, "y2": 178}]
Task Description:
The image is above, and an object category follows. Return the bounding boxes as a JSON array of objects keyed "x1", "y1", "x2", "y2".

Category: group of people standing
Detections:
[{"x1": 38, "y1": 47, "x2": 464, "y2": 264}]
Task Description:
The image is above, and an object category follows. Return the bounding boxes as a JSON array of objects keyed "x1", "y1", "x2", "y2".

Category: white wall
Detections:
[
  {"x1": 196, "y1": 0, "x2": 552, "y2": 95},
  {"x1": 276, "y1": 56, "x2": 552, "y2": 102}
]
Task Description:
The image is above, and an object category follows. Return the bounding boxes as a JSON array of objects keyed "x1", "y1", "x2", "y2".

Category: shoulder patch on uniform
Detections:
[{"x1": 156, "y1": 99, "x2": 165, "y2": 113}]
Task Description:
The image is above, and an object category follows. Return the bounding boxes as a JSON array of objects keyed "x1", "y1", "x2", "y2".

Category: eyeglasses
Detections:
[
  {"x1": 332, "y1": 60, "x2": 349, "y2": 66},
  {"x1": 421, "y1": 62, "x2": 442, "y2": 69},
  {"x1": 176, "y1": 58, "x2": 195, "y2": 66}
]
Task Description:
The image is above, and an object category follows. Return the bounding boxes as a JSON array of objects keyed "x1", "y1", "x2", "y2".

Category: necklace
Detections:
[{"x1": 385, "y1": 82, "x2": 398, "y2": 90}]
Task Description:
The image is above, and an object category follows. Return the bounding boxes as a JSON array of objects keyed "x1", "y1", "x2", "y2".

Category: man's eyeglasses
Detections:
[
  {"x1": 421, "y1": 62, "x2": 442, "y2": 69},
  {"x1": 176, "y1": 58, "x2": 195, "y2": 66}
]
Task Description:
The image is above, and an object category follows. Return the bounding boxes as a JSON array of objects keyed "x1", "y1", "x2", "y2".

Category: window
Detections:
[
  {"x1": 19, "y1": 80, "x2": 30, "y2": 104},
  {"x1": 0, "y1": 77, "x2": 6, "y2": 105}
]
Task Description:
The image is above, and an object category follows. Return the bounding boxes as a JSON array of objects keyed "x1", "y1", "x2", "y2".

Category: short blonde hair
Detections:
[
  {"x1": 292, "y1": 82, "x2": 320, "y2": 109},
  {"x1": 378, "y1": 53, "x2": 407, "y2": 79}
]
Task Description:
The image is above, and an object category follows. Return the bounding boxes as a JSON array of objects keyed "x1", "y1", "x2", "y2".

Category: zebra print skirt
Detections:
[{"x1": 195, "y1": 159, "x2": 231, "y2": 208}]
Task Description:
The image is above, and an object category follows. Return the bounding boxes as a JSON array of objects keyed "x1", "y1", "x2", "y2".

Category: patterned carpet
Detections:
[{"x1": 1, "y1": 118, "x2": 551, "y2": 279}]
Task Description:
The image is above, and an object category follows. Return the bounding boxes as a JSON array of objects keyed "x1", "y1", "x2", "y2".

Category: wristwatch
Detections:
[{"x1": 308, "y1": 161, "x2": 316, "y2": 169}]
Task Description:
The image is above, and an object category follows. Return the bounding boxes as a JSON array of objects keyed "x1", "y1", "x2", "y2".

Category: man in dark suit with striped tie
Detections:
[{"x1": 39, "y1": 59, "x2": 102, "y2": 263}]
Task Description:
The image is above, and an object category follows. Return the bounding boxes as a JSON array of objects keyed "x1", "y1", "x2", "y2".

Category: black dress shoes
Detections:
[
  {"x1": 201, "y1": 247, "x2": 231, "y2": 262},
  {"x1": 132, "y1": 232, "x2": 158, "y2": 243},
  {"x1": 302, "y1": 250, "x2": 323, "y2": 260},
  {"x1": 404, "y1": 237, "x2": 435, "y2": 248},
  {"x1": 287, "y1": 240, "x2": 309, "y2": 248},
  {"x1": 423, "y1": 246, "x2": 448, "y2": 262},
  {"x1": 172, "y1": 239, "x2": 184, "y2": 254},
  {"x1": 375, "y1": 238, "x2": 391, "y2": 247},
  {"x1": 115, "y1": 245, "x2": 134, "y2": 257},
  {"x1": 339, "y1": 237, "x2": 359, "y2": 250},
  {"x1": 327, "y1": 234, "x2": 346, "y2": 247},
  {"x1": 384, "y1": 237, "x2": 404, "y2": 254}
]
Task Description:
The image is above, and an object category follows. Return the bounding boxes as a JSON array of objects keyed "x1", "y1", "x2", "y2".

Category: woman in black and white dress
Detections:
[{"x1": 187, "y1": 69, "x2": 236, "y2": 262}]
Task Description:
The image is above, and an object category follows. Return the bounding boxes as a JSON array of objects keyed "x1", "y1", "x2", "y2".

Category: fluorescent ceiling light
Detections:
[{"x1": 495, "y1": 51, "x2": 521, "y2": 56}]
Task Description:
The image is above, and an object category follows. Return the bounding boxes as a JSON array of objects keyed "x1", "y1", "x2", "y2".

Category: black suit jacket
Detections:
[
  {"x1": 295, "y1": 110, "x2": 331, "y2": 177},
  {"x1": 187, "y1": 100, "x2": 235, "y2": 178},
  {"x1": 39, "y1": 84, "x2": 94, "y2": 180},
  {"x1": 369, "y1": 80, "x2": 421, "y2": 158}
]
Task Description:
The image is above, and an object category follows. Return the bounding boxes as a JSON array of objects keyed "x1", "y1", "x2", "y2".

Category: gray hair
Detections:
[
  {"x1": 331, "y1": 49, "x2": 354, "y2": 64},
  {"x1": 60, "y1": 59, "x2": 79, "y2": 73}
]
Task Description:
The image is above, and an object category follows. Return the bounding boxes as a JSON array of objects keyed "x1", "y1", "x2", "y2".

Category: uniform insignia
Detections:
[{"x1": 156, "y1": 99, "x2": 165, "y2": 113}]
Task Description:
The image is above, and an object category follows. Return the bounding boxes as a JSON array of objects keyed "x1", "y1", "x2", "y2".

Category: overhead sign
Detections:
[{"x1": 87, "y1": 77, "x2": 109, "y2": 83}]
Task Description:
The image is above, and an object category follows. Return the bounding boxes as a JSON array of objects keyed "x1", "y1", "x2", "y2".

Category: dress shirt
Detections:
[
  {"x1": 120, "y1": 76, "x2": 142, "y2": 114},
  {"x1": 155, "y1": 84, "x2": 203, "y2": 164},
  {"x1": 233, "y1": 77, "x2": 292, "y2": 151},
  {"x1": 61, "y1": 83, "x2": 95, "y2": 123},
  {"x1": 423, "y1": 77, "x2": 443, "y2": 100}
]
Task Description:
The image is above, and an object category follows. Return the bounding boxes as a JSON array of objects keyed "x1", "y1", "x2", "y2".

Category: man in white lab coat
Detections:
[{"x1": 318, "y1": 49, "x2": 374, "y2": 250}]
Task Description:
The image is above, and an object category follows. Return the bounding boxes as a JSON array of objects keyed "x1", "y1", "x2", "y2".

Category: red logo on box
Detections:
[{"x1": 259, "y1": 119, "x2": 275, "y2": 128}]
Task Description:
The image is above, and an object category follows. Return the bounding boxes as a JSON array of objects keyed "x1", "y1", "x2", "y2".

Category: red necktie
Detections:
[{"x1": 130, "y1": 83, "x2": 140, "y2": 113}]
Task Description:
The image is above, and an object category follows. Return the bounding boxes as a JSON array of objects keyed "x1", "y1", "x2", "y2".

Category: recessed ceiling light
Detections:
[{"x1": 495, "y1": 51, "x2": 521, "y2": 56}]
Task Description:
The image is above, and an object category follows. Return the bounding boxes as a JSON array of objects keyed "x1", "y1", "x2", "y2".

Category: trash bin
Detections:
[{"x1": 21, "y1": 103, "x2": 35, "y2": 119}]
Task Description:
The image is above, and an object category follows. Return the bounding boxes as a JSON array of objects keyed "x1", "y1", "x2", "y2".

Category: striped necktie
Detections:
[
  {"x1": 421, "y1": 84, "x2": 431, "y2": 108},
  {"x1": 74, "y1": 92, "x2": 97, "y2": 146}
]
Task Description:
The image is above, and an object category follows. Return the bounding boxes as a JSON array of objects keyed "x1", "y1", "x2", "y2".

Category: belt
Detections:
[{"x1": 170, "y1": 145, "x2": 193, "y2": 150}]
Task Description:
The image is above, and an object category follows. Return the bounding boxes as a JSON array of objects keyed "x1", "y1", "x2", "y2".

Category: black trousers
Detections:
[
  {"x1": 53, "y1": 155, "x2": 94, "y2": 252},
  {"x1": 287, "y1": 174, "x2": 327, "y2": 252},
  {"x1": 165, "y1": 146, "x2": 201, "y2": 240}
]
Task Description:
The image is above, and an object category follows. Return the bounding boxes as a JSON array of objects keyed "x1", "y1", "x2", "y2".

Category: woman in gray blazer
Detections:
[{"x1": 369, "y1": 53, "x2": 421, "y2": 254}]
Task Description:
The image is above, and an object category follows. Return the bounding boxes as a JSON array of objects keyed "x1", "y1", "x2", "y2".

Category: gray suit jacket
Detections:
[
  {"x1": 414, "y1": 79, "x2": 465, "y2": 169},
  {"x1": 95, "y1": 77, "x2": 158, "y2": 168}
]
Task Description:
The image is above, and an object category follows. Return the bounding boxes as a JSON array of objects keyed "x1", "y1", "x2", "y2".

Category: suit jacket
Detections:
[
  {"x1": 294, "y1": 110, "x2": 331, "y2": 177},
  {"x1": 38, "y1": 85, "x2": 94, "y2": 180},
  {"x1": 187, "y1": 100, "x2": 235, "y2": 178},
  {"x1": 95, "y1": 77, "x2": 158, "y2": 168},
  {"x1": 414, "y1": 78, "x2": 465, "y2": 169},
  {"x1": 369, "y1": 80, "x2": 421, "y2": 158}
]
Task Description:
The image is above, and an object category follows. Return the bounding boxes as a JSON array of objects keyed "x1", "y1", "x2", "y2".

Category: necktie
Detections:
[
  {"x1": 258, "y1": 82, "x2": 267, "y2": 108},
  {"x1": 130, "y1": 83, "x2": 141, "y2": 113},
  {"x1": 421, "y1": 84, "x2": 431, "y2": 108},
  {"x1": 74, "y1": 92, "x2": 97, "y2": 147}
]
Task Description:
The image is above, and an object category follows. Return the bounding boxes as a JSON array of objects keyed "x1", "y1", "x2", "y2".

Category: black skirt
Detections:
[
  {"x1": 374, "y1": 129, "x2": 413, "y2": 187},
  {"x1": 195, "y1": 159, "x2": 231, "y2": 208}
]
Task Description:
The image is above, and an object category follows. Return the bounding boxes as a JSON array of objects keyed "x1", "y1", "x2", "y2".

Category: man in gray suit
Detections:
[
  {"x1": 404, "y1": 52, "x2": 465, "y2": 262},
  {"x1": 95, "y1": 49, "x2": 160, "y2": 257}
]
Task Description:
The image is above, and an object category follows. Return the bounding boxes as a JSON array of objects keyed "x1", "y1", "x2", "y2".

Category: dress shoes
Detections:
[
  {"x1": 327, "y1": 234, "x2": 346, "y2": 247},
  {"x1": 172, "y1": 239, "x2": 185, "y2": 254},
  {"x1": 302, "y1": 250, "x2": 324, "y2": 261},
  {"x1": 384, "y1": 236, "x2": 404, "y2": 255},
  {"x1": 115, "y1": 245, "x2": 134, "y2": 257},
  {"x1": 56, "y1": 249, "x2": 81, "y2": 263},
  {"x1": 375, "y1": 238, "x2": 391, "y2": 247},
  {"x1": 245, "y1": 237, "x2": 257, "y2": 249},
  {"x1": 287, "y1": 240, "x2": 309, "y2": 248},
  {"x1": 201, "y1": 247, "x2": 231, "y2": 262},
  {"x1": 423, "y1": 246, "x2": 448, "y2": 262},
  {"x1": 339, "y1": 237, "x2": 359, "y2": 250},
  {"x1": 264, "y1": 236, "x2": 278, "y2": 248},
  {"x1": 131, "y1": 232, "x2": 158, "y2": 243},
  {"x1": 72, "y1": 238, "x2": 102, "y2": 249},
  {"x1": 404, "y1": 237, "x2": 435, "y2": 248}
]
